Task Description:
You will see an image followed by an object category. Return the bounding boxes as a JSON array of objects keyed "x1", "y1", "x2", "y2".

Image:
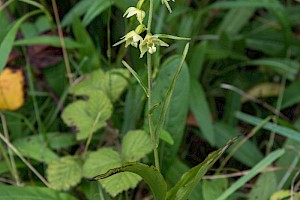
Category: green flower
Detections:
[
  {"x1": 161, "y1": 0, "x2": 175, "y2": 13},
  {"x1": 139, "y1": 34, "x2": 169, "y2": 58},
  {"x1": 123, "y1": 7, "x2": 145, "y2": 24},
  {"x1": 113, "y1": 25, "x2": 145, "y2": 48}
]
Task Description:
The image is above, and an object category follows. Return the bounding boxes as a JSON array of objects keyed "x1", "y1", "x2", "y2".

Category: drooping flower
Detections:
[
  {"x1": 123, "y1": 7, "x2": 145, "y2": 24},
  {"x1": 139, "y1": 34, "x2": 169, "y2": 58},
  {"x1": 161, "y1": 0, "x2": 175, "y2": 13},
  {"x1": 113, "y1": 25, "x2": 145, "y2": 48}
]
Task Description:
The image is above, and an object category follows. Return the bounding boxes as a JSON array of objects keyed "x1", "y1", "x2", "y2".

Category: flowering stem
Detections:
[
  {"x1": 147, "y1": 0, "x2": 160, "y2": 171},
  {"x1": 147, "y1": 0, "x2": 154, "y2": 33},
  {"x1": 147, "y1": 54, "x2": 160, "y2": 171}
]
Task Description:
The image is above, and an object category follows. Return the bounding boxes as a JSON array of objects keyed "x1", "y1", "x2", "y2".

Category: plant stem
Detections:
[
  {"x1": 147, "y1": 0, "x2": 154, "y2": 33},
  {"x1": 147, "y1": 0, "x2": 160, "y2": 171},
  {"x1": 147, "y1": 54, "x2": 160, "y2": 171}
]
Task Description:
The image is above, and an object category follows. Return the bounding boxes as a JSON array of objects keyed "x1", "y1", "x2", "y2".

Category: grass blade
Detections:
[
  {"x1": 216, "y1": 149, "x2": 285, "y2": 200},
  {"x1": 235, "y1": 111, "x2": 300, "y2": 142},
  {"x1": 0, "y1": 10, "x2": 42, "y2": 72}
]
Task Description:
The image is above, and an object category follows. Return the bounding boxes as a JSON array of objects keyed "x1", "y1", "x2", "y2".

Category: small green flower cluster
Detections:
[{"x1": 114, "y1": 0, "x2": 175, "y2": 58}]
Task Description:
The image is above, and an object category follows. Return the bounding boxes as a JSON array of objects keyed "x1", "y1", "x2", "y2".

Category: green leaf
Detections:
[
  {"x1": 14, "y1": 36, "x2": 82, "y2": 48},
  {"x1": 248, "y1": 172, "x2": 277, "y2": 200},
  {"x1": 47, "y1": 156, "x2": 82, "y2": 191},
  {"x1": 151, "y1": 53, "x2": 190, "y2": 170},
  {"x1": 61, "y1": 0, "x2": 94, "y2": 26},
  {"x1": 216, "y1": 149, "x2": 285, "y2": 200},
  {"x1": 82, "y1": 0, "x2": 114, "y2": 26},
  {"x1": 72, "y1": 16, "x2": 100, "y2": 70},
  {"x1": 203, "y1": 179, "x2": 228, "y2": 200},
  {"x1": 189, "y1": 41, "x2": 207, "y2": 78},
  {"x1": 0, "y1": 185, "x2": 78, "y2": 200},
  {"x1": 13, "y1": 136, "x2": 58, "y2": 164},
  {"x1": 88, "y1": 162, "x2": 167, "y2": 200},
  {"x1": 83, "y1": 148, "x2": 141, "y2": 197},
  {"x1": 165, "y1": 158, "x2": 203, "y2": 200},
  {"x1": 0, "y1": 10, "x2": 42, "y2": 72},
  {"x1": 122, "y1": 60, "x2": 149, "y2": 97},
  {"x1": 243, "y1": 58, "x2": 299, "y2": 80},
  {"x1": 70, "y1": 69, "x2": 129, "y2": 102},
  {"x1": 214, "y1": 122, "x2": 264, "y2": 167},
  {"x1": 167, "y1": 137, "x2": 237, "y2": 200},
  {"x1": 160, "y1": 129, "x2": 174, "y2": 145},
  {"x1": 235, "y1": 111, "x2": 300, "y2": 142},
  {"x1": 61, "y1": 90, "x2": 112, "y2": 140},
  {"x1": 121, "y1": 130, "x2": 152, "y2": 162},
  {"x1": 154, "y1": 44, "x2": 189, "y2": 144},
  {"x1": 189, "y1": 77, "x2": 215, "y2": 145},
  {"x1": 282, "y1": 78, "x2": 300, "y2": 109}
]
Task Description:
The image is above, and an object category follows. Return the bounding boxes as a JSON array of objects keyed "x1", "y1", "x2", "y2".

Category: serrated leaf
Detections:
[
  {"x1": 122, "y1": 130, "x2": 152, "y2": 161},
  {"x1": 88, "y1": 162, "x2": 167, "y2": 200},
  {"x1": 71, "y1": 69, "x2": 129, "y2": 102},
  {"x1": 13, "y1": 136, "x2": 58, "y2": 164},
  {"x1": 47, "y1": 156, "x2": 82, "y2": 191},
  {"x1": 0, "y1": 185, "x2": 78, "y2": 200},
  {"x1": 62, "y1": 90, "x2": 112, "y2": 140},
  {"x1": 83, "y1": 148, "x2": 141, "y2": 197},
  {"x1": 167, "y1": 137, "x2": 237, "y2": 200}
]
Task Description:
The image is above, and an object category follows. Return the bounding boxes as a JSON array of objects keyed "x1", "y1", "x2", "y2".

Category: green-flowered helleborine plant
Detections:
[{"x1": 88, "y1": 0, "x2": 238, "y2": 199}]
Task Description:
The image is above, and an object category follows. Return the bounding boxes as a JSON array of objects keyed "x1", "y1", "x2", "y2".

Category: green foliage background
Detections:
[{"x1": 0, "y1": 0, "x2": 300, "y2": 199}]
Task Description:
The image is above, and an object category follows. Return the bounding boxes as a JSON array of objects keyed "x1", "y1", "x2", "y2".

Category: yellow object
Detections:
[{"x1": 0, "y1": 68, "x2": 25, "y2": 110}]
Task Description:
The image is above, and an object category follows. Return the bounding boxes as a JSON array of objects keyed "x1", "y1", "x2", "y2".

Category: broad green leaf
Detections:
[
  {"x1": 154, "y1": 44, "x2": 189, "y2": 144},
  {"x1": 189, "y1": 78, "x2": 215, "y2": 145},
  {"x1": 121, "y1": 130, "x2": 152, "y2": 162},
  {"x1": 167, "y1": 137, "x2": 237, "y2": 200},
  {"x1": 151, "y1": 55, "x2": 190, "y2": 171},
  {"x1": 248, "y1": 172, "x2": 277, "y2": 200},
  {"x1": 189, "y1": 41, "x2": 207, "y2": 78},
  {"x1": 0, "y1": 185, "x2": 78, "y2": 200},
  {"x1": 13, "y1": 136, "x2": 58, "y2": 164},
  {"x1": 82, "y1": 0, "x2": 114, "y2": 26},
  {"x1": 203, "y1": 179, "x2": 228, "y2": 200},
  {"x1": 88, "y1": 162, "x2": 167, "y2": 200},
  {"x1": 235, "y1": 111, "x2": 300, "y2": 142},
  {"x1": 47, "y1": 156, "x2": 82, "y2": 191},
  {"x1": 83, "y1": 148, "x2": 141, "y2": 197},
  {"x1": 71, "y1": 69, "x2": 129, "y2": 102},
  {"x1": 216, "y1": 149, "x2": 285, "y2": 200},
  {"x1": 14, "y1": 36, "x2": 82, "y2": 48},
  {"x1": 0, "y1": 10, "x2": 42, "y2": 72},
  {"x1": 61, "y1": 90, "x2": 112, "y2": 140}
]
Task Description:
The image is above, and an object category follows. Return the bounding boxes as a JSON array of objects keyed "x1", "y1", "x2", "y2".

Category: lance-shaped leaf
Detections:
[
  {"x1": 166, "y1": 137, "x2": 238, "y2": 200},
  {"x1": 87, "y1": 162, "x2": 167, "y2": 200}
]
